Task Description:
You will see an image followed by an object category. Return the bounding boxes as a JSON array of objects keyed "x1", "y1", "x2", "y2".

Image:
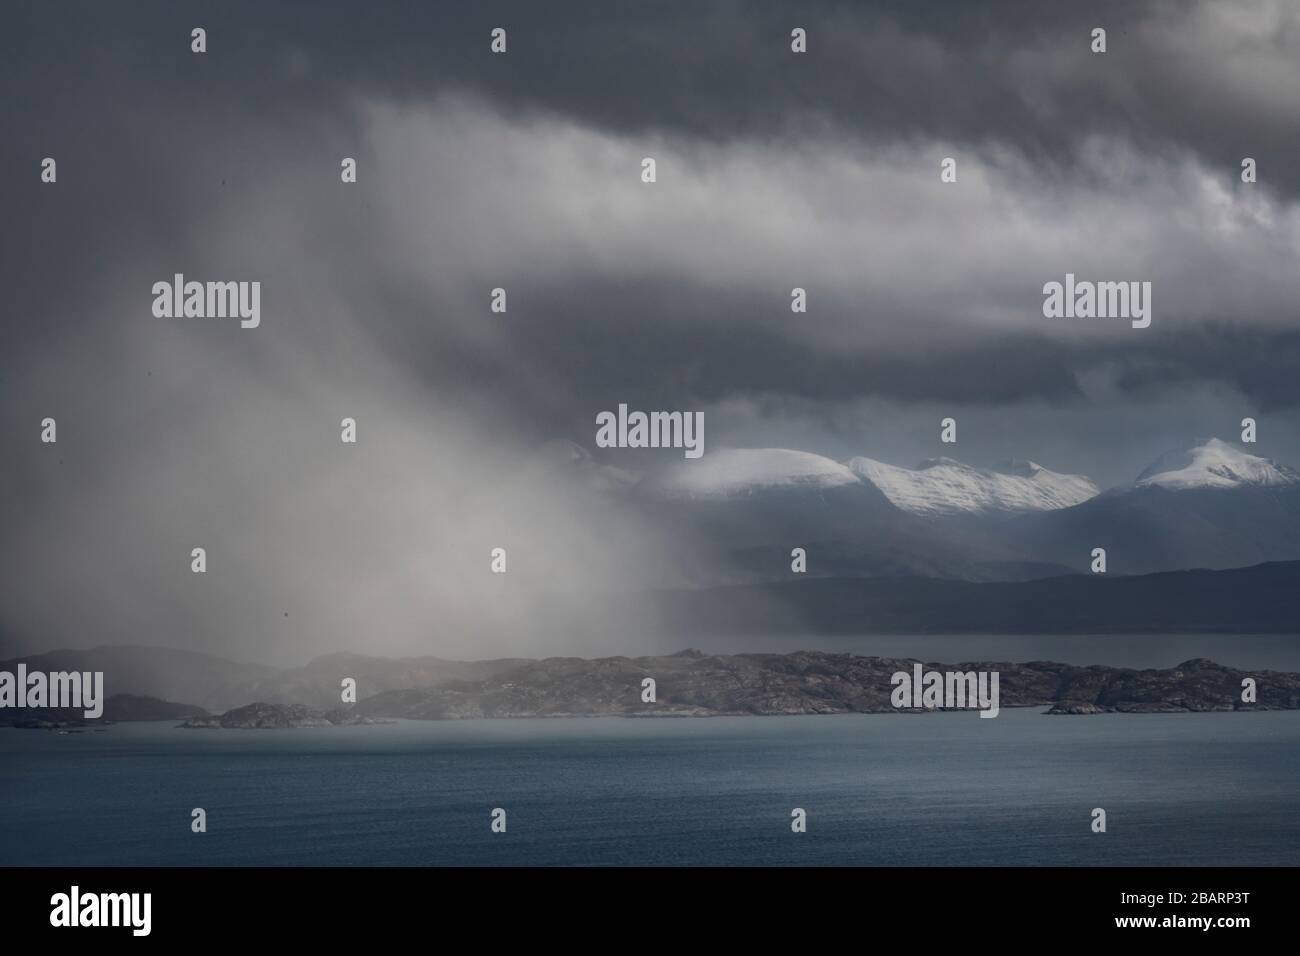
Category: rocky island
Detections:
[
  {"x1": 172, "y1": 652, "x2": 1300, "y2": 726},
  {"x1": 353, "y1": 652, "x2": 1299, "y2": 718},
  {"x1": 180, "y1": 702, "x2": 390, "y2": 729}
]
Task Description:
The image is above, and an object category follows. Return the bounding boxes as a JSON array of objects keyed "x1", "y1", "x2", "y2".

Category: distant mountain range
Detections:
[
  {"x1": 556, "y1": 437, "x2": 1300, "y2": 581},
  {"x1": 4, "y1": 440, "x2": 1294, "y2": 706},
  {"x1": 638, "y1": 437, "x2": 1297, "y2": 510}
]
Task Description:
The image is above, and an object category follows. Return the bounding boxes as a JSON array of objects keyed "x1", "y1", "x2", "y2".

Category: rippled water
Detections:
[{"x1": 3, "y1": 707, "x2": 1298, "y2": 866}]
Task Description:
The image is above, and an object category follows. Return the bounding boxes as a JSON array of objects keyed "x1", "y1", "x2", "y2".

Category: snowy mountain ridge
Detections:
[
  {"x1": 606, "y1": 438, "x2": 1298, "y2": 516},
  {"x1": 848, "y1": 455, "x2": 1099, "y2": 516},
  {"x1": 641, "y1": 448, "x2": 859, "y2": 499}
]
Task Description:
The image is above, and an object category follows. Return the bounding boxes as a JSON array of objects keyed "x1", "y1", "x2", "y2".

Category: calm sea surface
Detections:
[{"x1": 3, "y1": 708, "x2": 1298, "y2": 866}]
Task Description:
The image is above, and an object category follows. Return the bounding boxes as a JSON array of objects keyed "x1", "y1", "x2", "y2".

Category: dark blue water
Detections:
[{"x1": 3, "y1": 709, "x2": 1298, "y2": 866}]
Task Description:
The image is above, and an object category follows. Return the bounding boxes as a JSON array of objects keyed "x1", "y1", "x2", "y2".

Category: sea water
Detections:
[{"x1": 3, "y1": 708, "x2": 1297, "y2": 866}]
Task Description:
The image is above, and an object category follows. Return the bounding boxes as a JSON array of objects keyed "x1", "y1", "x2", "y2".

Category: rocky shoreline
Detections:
[{"x1": 0, "y1": 693, "x2": 208, "y2": 729}]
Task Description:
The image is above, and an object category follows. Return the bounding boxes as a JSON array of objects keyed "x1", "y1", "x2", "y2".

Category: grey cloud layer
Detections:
[
  {"x1": 10, "y1": 1, "x2": 1299, "y2": 180},
  {"x1": 7, "y1": 0, "x2": 1299, "y2": 396}
]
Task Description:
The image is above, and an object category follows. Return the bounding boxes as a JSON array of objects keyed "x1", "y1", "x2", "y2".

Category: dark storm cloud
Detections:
[
  {"x1": 6, "y1": 4, "x2": 1300, "y2": 421},
  {"x1": 385, "y1": 276, "x2": 1085, "y2": 425},
  {"x1": 380, "y1": 275, "x2": 1300, "y2": 441},
  {"x1": 6, "y1": 0, "x2": 1299, "y2": 189},
  {"x1": 4, "y1": 0, "x2": 1298, "y2": 418},
  {"x1": 1109, "y1": 323, "x2": 1300, "y2": 411}
]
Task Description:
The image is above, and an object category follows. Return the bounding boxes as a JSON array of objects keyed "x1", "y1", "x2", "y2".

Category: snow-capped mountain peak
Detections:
[
  {"x1": 643, "y1": 448, "x2": 859, "y2": 499},
  {"x1": 848, "y1": 455, "x2": 1098, "y2": 516},
  {"x1": 1134, "y1": 438, "x2": 1300, "y2": 490}
]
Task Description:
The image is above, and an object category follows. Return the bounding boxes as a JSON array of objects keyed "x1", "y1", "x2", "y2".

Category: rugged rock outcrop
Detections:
[
  {"x1": 346, "y1": 652, "x2": 1300, "y2": 720},
  {"x1": 180, "y1": 702, "x2": 388, "y2": 728}
]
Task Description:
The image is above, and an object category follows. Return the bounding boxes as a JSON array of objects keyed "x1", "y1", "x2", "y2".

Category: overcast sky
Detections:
[{"x1": 3, "y1": 1, "x2": 1299, "y2": 663}]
